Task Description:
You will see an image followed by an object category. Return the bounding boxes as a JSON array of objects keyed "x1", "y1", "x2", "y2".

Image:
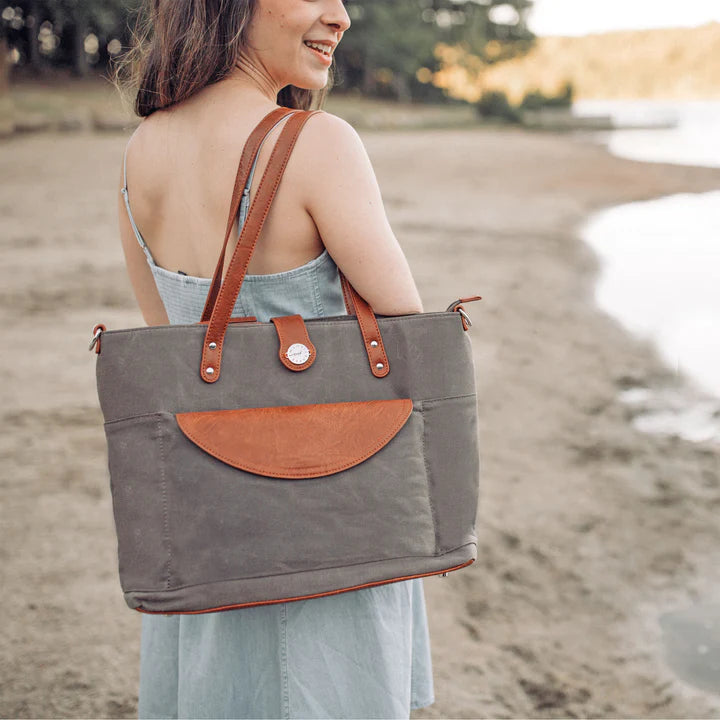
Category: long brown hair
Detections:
[{"x1": 112, "y1": 0, "x2": 334, "y2": 117}]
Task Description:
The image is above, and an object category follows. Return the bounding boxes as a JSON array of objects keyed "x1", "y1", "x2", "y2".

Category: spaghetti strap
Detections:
[
  {"x1": 120, "y1": 136, "x2": 156, "y2": 265},
  {"x1": 120, "y1": 110, "x2": 299, "y2": 268}
]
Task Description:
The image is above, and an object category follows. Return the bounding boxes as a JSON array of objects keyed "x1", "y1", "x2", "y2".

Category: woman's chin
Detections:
[{"x1": 289, "y1": 71, "x2": 330, "y2": 91}]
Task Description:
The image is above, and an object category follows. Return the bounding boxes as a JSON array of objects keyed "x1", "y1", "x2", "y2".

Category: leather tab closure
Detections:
[{"x1": 271, "y1": 315, "x2": 316, "y2": 372}]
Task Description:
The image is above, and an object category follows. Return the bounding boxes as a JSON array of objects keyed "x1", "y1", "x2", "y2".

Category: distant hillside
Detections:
[{"x1": 431, "y1": 22, "x2": 720, "y2": 103}]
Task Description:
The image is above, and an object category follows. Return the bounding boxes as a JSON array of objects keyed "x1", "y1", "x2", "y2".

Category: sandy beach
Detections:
[{"x1": 1, "y1": 122, "x2": 720, "y2": 718}]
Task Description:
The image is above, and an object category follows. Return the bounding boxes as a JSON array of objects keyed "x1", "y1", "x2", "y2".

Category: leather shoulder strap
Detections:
[
  {"x1": 200, "y1": 106, "x2": 299, "y2": 321},
  {"x1": 199, "y1": 109, "x2": 390, "y2": 383},
  {"x1": 200, "y1": 110, "x2": 321, "y2": 381}
]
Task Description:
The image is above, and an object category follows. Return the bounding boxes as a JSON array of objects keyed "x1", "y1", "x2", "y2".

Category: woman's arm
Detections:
[{"x1": 296, "y1": 112, "x2": 424, "y2": 316}]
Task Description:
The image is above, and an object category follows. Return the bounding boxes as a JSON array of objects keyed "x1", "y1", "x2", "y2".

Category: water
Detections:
[
  {"x1": 659, "y1": 603, "x2": 720, "y2": 697},
  {"x1": 575, "y1": 99, "x2": 720, "y2": 168},
  {"x1": 575, "y1": 99, "x2": 720, "y2": 445},
  {"x1": 576, "y1": 99, "x2": 720, "y2": 699}
]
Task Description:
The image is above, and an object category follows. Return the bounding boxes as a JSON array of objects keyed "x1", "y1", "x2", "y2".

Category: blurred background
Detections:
[{"x1": 1, "y1": 1, "x2": 720, "y2": 718}]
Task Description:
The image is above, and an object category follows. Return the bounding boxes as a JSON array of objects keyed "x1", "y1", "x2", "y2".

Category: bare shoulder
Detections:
[
  {"x1": 302, "y1": 109, "x2": 361, "y2": 138},
  {"x1": 123, "y1": 114, "x2": 161, "y2": 168},
  {"x1": 293, "y1": 109, "x2": 369, "y2": 170},
  {"x1": 286, "y1": 109, "x2": 424, "y2": 316}
]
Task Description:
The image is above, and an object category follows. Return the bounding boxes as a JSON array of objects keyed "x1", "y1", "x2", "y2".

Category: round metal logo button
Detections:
[{"x1": 285, "y1": 342, "x2": 310, "y2": 365}]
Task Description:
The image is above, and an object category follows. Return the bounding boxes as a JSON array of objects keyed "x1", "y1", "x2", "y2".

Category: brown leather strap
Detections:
[
  {"x1": 200, "y1": 110, "x2": 321, "y2": 382},
  {"x1": 339, "y1": 272, "x2": 389, "y2": 378},
  {"x1": 200, "y1": 106, "x2": 299, "y2": 322},
  {"x1": 199, "y1": 109, "x2": 390, "y2": 383}
]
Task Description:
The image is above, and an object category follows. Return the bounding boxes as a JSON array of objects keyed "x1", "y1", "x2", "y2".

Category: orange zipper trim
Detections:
[{"x1": 134, "y1": 557, "x2": 476, "y2": 615}]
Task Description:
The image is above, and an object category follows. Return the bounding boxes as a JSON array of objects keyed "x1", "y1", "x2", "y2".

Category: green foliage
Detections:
[
  {"x1": 337, "y1": 0, "x2": 535, "y2": 100},
  {"x1": 474, "y1": 89, "x2": 522, "y2": 122},
  {"x1": 518, "y1": 81, "x2": 574, "y2": 111},
  {"x1": 5, "y1": 0, "x2": 536, "y2": 102},
  {"x1": 474, "y1": 80, "x2": 574, "y2": 124}
]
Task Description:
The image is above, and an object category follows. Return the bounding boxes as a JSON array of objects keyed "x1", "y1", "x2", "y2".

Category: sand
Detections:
[{"x1": 1, "y1": 124, "x2": 720, "y2": 719}]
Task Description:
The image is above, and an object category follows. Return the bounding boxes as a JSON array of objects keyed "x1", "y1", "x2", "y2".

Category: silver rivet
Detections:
[
  {"x1": 286, "y1": 343, "x2": 310, "y2": 365},
  {"x1": 370, "y1": 340, "x2": 378, "y2": 347},
  {"x1": 208, "y1": 342, "x2": 217, "y2": 349},
  {"x1": 376, "y1": 362, "x2": 384, "y2": 370},
  {"x1": 206, "y1": 367, "x2": 214, "y2": 375}
]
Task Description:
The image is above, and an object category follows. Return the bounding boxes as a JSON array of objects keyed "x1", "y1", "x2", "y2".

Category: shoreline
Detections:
[
  {"x1": 364, "y1": 126, "x2": 720, "y2": 718},
  {"x1": 1, "y1": 125, "x2": 720, "y2": 718}
]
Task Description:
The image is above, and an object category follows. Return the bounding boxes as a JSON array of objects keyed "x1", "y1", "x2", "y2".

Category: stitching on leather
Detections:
[
  {"x1": 205, "y1": 110, "x2": 314, "y2": 378},
  {"x1": 157, "y1": 417, "x2": 172, "y2": 590},
  {"x1": 176, "y1": 400, "x2": 413, "y2": 477},
  {"x1": 202, "y1": 110, "x2": 300, "y2": 375},
  {"x1": 338, "y1": 274, "x2": 389, "y2": 374},
  {"x1": 352, "y1": 295, "x2": 389, "y2": 375},
  {"x1": 420, "y1": 401, "x2": 439, "y2": 556},
  {"x1": 225, "y1": 113, "x2": 307, "y2": 322},
  {"x1": 202, "y1": 110, "x2": 270, "y2": 318},
  {"x1": 202, "y1": 108, "x2": 292, "y2": 321},
  {"x1": 178, "y1": 404, "x2": 411, "y2": 476}
]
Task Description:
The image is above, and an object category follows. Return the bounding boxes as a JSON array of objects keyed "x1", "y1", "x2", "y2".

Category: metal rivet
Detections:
[
  {"x1": 376, "y1": 362, "x2": 384, "y2": 370},
  {"x1": 286, "y1": 342, "x2": 310, "y2": 365},
  {"x1": 370, "y1": 340, "x2": 378, "y2": 347},
  {"x1": 208, "y1": 342, "x2": 217, "y2": 349},
  {"x1": 206, "y1": 367, "x2": 214, "y2": 375}
]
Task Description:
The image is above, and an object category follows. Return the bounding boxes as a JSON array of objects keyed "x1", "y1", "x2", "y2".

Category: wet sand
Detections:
[{"x1": 1, "y1": 124, "x2": 720, "y2": 718}]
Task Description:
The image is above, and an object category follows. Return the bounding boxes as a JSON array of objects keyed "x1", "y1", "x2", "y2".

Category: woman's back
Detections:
[
  {"x1": 121, "y1": 107, "x2": 345, "y2": 324},
  {"x1": 120, "y1": 91, "x2": 326, "y2": 283},
  {"x1": 119, "y1": 92, "x2": 423, "y2": 328}
]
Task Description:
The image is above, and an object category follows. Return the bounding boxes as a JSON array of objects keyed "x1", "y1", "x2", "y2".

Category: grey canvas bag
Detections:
[{"x1": 90, "y1": 106, "x2": 482, "y2": 615}]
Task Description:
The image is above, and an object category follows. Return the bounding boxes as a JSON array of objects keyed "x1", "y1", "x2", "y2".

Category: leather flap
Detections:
[{"x1": 175, "y1": 398, "x2": 413, "y2": 478}]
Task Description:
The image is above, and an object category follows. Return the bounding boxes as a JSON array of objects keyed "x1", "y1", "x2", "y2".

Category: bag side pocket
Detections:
[{"x1": 104, "y1": 413, "x2": 172, "y2": 594}]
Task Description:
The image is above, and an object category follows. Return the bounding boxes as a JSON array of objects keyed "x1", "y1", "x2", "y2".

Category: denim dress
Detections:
[{"x1": 120, "y1": 134, "x2": 435, "y2": 719}]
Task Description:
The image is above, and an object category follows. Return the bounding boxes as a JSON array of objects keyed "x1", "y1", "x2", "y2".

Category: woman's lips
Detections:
[{"x1": 304, "y1": 43, "x2": 332, "y2": 66}]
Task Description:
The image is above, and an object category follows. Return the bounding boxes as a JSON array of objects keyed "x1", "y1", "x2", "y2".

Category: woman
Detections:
[{"x1": 115, "y1": 1, "x2": 433, "y2": 717}]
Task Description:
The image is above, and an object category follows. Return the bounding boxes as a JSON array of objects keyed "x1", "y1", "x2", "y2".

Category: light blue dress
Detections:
[{"x1": 120, "y1": 124, "x2": 435, "y2": 719}]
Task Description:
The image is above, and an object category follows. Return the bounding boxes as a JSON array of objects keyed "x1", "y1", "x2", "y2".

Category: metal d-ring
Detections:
[
  {"x1": 88, "y1": 326, "x2": 103, "y2": 351},
  {"x1": 456, "y1": 307, "x2": 472, "y2": 328}
]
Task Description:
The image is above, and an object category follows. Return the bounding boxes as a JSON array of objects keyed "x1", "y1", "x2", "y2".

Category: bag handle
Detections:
[
  {"x1": 202, "y1": 107, "x2": 357, "y2": 321},
  {"x1": 200, "y1": 106, "x2": 299, "y2": 322},
  {"x1": 199, "y1": 109, "x2": 390, "y2": 384}
]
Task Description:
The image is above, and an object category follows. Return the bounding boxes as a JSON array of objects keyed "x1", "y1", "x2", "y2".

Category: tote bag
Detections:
[{"x1": 90, "y1": 106, "x2": 482, "y2": 614}]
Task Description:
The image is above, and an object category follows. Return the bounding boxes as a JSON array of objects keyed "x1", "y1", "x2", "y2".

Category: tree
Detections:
[
  {"x1": 2, "y1": 0, "x2": 138, "y2": 77},
  {"x1": 335, "y1": 0, "x2": 536, "y2": 101}
]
